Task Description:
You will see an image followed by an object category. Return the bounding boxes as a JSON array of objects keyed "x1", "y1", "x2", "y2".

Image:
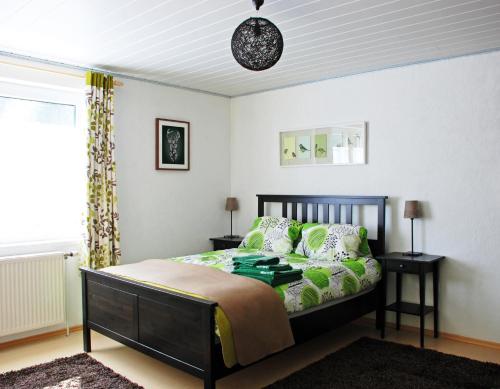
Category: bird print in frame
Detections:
[
  {"x1": 296, "y1": 135, "x2": 311, "y2": 159},
  {"x1": 315, "y1": 134, "x2": 328, "y2": 158},
  {"x1": 282, "y1": 135, "x2": 296, "y2": 160},
  {"x1": 279, "y1": 121, "x2": 366, "y2": 167}
]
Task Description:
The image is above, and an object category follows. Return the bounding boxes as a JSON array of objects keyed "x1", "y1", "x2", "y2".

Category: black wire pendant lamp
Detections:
[{"x1": 231, "y1": 0, "x2": 283, "y2": 71}]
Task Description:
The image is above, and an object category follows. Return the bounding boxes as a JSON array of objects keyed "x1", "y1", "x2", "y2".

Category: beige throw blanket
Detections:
[{"x1": 102, "y1": 259, "x2": 294, "y2": 366}]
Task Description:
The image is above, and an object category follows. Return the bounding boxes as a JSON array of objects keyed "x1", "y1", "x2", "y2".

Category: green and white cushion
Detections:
[
  {"x1": 295, "y1": 223, "x2": 372, "y2": 261},
  {"x1": 239, "y1": 216, "x2": 301, "y2": 254}
]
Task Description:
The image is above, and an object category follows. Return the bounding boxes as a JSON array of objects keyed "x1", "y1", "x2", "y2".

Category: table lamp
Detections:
[
  {"x1": 224, "y1": 197, "x2": 239, "y2": 238},
  {"x1": 403, "y1": 200, "x2": 422, "y2": 257}
]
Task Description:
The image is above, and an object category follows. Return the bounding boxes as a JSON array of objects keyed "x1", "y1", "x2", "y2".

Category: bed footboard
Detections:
[{"x1": 81, "y1": 268, "x2": 217, "y2": 389}]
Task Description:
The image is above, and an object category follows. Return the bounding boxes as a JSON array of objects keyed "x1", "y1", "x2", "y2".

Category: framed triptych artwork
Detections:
[
  {"x1": 156, "y1": 118, "x2": 190, "y2": 171},
  {"x1": 279, "y1": 121, "x2": 367, "y2": 167}
]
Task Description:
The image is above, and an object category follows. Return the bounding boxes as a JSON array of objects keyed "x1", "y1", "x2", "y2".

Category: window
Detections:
[{"x1": 0, "y1": 81, "x2": 86, "y2": 255}]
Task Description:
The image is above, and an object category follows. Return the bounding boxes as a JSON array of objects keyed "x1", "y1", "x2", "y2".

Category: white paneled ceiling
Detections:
[{"x1": 1, "y1": 0, "x2": 499, "y2": 97}]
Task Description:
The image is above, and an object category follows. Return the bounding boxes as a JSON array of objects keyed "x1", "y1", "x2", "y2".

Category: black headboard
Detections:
[{"x1": 257, "y1": 194, "x2": 388, "y2": 256}]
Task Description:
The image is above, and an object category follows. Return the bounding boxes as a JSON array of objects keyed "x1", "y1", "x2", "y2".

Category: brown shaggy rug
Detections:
[
  {"x1": 266, "y1": 337, "x2": 500, "y2": 389},
  {"x1": 0, "y1": 353, "x2": 143, "y2": 389}
]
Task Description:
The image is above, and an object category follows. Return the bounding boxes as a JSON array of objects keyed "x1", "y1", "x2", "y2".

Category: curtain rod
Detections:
[{"x1": 0, "y1": 58, "x2": 124, "y2": 87}]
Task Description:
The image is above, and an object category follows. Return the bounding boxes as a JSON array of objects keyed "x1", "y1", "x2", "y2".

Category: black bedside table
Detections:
[
  {"x1": 376, "y1": 252, "x2": 445, "y2": 348},
  {"x1": 210, "y1": 236, "x2": 243, "y2": 250}
]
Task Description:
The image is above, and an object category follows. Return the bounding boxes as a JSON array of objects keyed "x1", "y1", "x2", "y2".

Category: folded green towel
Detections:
[
  {"x1": 233, "y1": 272, "x2": 303, "y2": 287},
  {"x1": 232, "y1": 255, "x2": 265, "y2": 260},
  {"x1": 234, "y1": 264, "x2": 293, "y2": 272},
  {"x1": 231, "y1": 255, "x2": 302, "y2": 286},
  {"x1": 232, "y1": 267, "x2": 303, "y2": 287},
  {"x1": 233, "y1": 255, "x2": 280, "y2": 267},
  {"x1": 233, "y1": 268, "x2": 303, "y2": 278}
]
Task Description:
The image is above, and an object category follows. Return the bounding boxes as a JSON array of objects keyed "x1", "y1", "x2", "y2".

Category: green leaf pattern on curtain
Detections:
[{"x1": 83, "y1": 71, "x2": 121, "y2": 269}]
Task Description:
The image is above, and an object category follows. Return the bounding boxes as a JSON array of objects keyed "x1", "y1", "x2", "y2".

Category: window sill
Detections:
[{"x1": 0, "y1": 239, "x2": 81, "y2": 258}]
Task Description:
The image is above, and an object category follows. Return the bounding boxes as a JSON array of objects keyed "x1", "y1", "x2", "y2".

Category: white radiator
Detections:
[{"x1": 0, "y1": 252, "x2": 67, "y2": 337}]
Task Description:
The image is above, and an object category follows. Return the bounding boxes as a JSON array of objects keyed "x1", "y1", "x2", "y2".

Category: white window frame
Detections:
[{"x1": 0, "y1": 78, "x2": 86, "y2": 257}]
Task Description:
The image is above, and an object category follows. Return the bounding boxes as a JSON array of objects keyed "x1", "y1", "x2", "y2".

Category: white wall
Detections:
[
  {"x1": 0, "y1": 62, "x2": 230, "y2": 342},
  {"x1": 115, "y1": 79, "x2": 231, "y2": 263},
  {"x1": 230, "y1": 51, "x2": 500, "y2": 342}
]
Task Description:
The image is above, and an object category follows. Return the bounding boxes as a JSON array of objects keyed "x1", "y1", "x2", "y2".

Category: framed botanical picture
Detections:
[
  {"x1": 279, "y1": 121, "x2": 367, "y2": 167},
  {"x1": 156, "y1": 118, "x2": 190, "y2": 171}
]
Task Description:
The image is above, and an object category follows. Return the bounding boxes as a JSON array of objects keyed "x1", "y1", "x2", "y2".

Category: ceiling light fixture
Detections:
[{"x1": 231, "y1": 0, "x2": 283, "y2": 71}]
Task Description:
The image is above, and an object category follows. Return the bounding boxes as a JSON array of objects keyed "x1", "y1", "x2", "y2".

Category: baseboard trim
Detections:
[
  {"x1": 356, "y1": 318, "x2": 500, "y2": 350},
  {"x1": 0, "y1": 325, "x2": 83, "y2": 350},
  {"x1": 2, "y1": 320, "x2": 499, "y2": 352}
]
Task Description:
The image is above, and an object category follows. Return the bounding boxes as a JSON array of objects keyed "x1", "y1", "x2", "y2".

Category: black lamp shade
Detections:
[{"x1": 231, "y1": 17, "x2": 283, "y2": 71}]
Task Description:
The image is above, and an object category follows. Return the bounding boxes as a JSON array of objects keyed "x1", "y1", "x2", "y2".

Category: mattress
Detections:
[{"x1": 169, "y1": 247, "x2": 381, "y2": 315}]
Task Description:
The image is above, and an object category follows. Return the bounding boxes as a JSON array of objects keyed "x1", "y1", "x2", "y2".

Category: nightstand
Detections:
[
  {"x1": 376, "y1": 252, "x2": 445, "y2": 348},
  {"x1": 210, "y1": 236, "x2": 243, "y2": 250}
]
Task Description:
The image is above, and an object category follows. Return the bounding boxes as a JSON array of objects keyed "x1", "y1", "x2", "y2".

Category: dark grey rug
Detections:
[
  {"x1": 266, "y1": 337, "x2": 500, "y2": 389},
  {"x1": 0, "y1": 353, "x2": 143, "y2": 389}
]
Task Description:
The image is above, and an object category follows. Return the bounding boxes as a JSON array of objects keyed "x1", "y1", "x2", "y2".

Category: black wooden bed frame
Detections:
[{"x1": 81, "y1": 194, "x2": 387, "y2": 389}]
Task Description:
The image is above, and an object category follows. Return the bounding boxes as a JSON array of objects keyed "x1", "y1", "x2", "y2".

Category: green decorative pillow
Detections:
[
  {"x1": 239, "y1": 216, "x2": 302, "y2": 254},
  {"x1": 295, "y1": 223, "x2": 372, "y2": 260}
]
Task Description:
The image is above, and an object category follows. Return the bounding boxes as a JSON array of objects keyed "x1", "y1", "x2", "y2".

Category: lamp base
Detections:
[
  {"x1": 402, "y1": 251, "x2": 423, "y2": 257},
  {"x1": 224, "y1": 234, "x2": 241, "y2": 239}
]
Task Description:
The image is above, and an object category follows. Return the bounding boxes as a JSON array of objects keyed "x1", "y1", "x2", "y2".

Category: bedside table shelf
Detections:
[
  {"x1": 377, "y1": 252, "x2": 445, "y2": 348},
  {"x1": 386, "y1": 302, "x2": 434, "y2": 316}
]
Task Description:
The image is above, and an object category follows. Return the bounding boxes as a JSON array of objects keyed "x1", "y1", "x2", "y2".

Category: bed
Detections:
[{"x1": 80, "y1": 194, "x2": 387, "y2": 389}]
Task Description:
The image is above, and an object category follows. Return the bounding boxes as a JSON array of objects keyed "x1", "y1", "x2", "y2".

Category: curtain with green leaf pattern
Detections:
[{"x1": 83, "y1": 71, "x2": 121, "y2": 269}]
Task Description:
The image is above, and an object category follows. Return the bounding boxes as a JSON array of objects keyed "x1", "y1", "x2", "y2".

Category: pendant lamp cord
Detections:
[{"x1": 253, "y1": 0, "x2": 264, "y2": 11}]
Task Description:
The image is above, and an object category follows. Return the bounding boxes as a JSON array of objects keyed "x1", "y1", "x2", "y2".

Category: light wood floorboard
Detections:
[{"x1": 1, "y1": 323, "x2": 499, "y2": 389}]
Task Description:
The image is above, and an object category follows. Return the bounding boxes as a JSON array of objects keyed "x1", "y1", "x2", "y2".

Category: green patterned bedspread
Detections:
[{"x1": 169, "y1": 248, "x2": 381, "y2": 314}]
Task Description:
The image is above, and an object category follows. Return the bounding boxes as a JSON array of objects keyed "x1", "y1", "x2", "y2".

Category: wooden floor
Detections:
[{"x1": 1, "y1": 323, "x2": 499, "y2": 389}]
